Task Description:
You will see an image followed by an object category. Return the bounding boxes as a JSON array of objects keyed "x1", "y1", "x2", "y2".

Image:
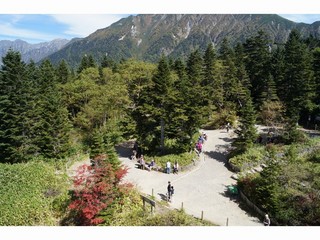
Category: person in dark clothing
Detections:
[{"x1": 167, "y1": 181, "x2": 172, "y2": 201}]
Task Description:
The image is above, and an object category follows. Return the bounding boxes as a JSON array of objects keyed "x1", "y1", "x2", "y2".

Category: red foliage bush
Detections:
[{"x1": 69, "y1": 155, "x2": 129, "y2": 225}]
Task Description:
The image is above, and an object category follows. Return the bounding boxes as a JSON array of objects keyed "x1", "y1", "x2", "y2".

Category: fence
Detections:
[{"x1": 238, "y1": 188, "x2": 278, "y2": 225}]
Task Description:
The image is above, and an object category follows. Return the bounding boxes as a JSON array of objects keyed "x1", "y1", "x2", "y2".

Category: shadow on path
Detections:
[
  {"x1": 218, "y1": 137, "x2": 233, "y2": 143},
  {"x1": 204, "y1": 150, "x2": 227, "y2": 164},
  {"x1": 219, "y1": 185, "x2": 263, "y2": 223},
  {"x1": 158, "y1": 193, "x2": 168, "y2": 201},
  {"x1": 115, "y1": 141, "x2": 134, "y2": 158}
]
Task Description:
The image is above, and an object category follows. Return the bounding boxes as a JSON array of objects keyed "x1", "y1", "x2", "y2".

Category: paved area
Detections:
[{"x1": 117, "y1": 129, "x2": 262, "y2": 226}]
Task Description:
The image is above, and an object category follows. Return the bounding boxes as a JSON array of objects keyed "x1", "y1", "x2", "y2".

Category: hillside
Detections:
[
  {"x1": 0, "y1": 38, "x2": 69, "y2": 65},
  {"x1": 47, "y1": 14, "x2": 320, "y2": 66}
]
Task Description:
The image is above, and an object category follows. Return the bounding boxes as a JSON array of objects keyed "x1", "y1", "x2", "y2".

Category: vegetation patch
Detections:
[{"x1": 0, "y1": 161, "x2": 69, "y2": 226}]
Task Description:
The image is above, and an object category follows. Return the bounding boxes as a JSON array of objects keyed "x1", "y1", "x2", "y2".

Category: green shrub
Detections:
[
  {"x1": 143, "y1": 209, "x2": 215, "y2": 226},
  {"x1": 229, "y1": 146, "x2": 266, "y2": 171},
  {"x1": 145, "y1": 151, "x2": 197, "y2": 171},
  {"x1": 0, "y1": 161, "x2": 69, "y2": 226}
]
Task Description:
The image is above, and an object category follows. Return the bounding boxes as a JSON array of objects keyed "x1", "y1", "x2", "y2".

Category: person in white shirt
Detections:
[{"x1": 166, "y1": 161, "x2": 171, "y2": 174}]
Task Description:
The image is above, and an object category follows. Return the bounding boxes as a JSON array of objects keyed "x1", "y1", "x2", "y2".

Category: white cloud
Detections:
[
  {"x1": 279, "y1": 14, "x2": 320, "y2": 24},
  {"x1": 50, "y1": 14, "x2": 128, "y2": 37},
  {"x1": 0, "y1": 21, "x2": 65, "y2": 42}
]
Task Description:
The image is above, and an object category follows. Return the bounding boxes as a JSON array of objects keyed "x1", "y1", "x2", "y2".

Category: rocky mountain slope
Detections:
[
  {"x1": 0, "y1": 38, "x2": 69, "y2": 65},
  {"x1": 47, "y1": 14, "x2": 320, "y2": 66}
]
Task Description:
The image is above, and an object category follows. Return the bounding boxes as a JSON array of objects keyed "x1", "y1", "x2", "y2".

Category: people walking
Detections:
[
  {"x1": 167, "y1": 181, "x2": 172, "y2": 201},
  {"x1": 173, "y1": 161, "x2": 179, "y2": 174},
  {"x1": 166, "y1": 161, "x2": 171, "y2": 174},
  {"x1": 226, "y1": 122, "x2": 230, "y2": 133}
]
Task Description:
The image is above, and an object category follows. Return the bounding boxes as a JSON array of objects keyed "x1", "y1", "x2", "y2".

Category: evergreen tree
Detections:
[
  {"x1": 185, "y1": 49, "x2": 208, "y2": 136},
  {"x1": 77, "y1": 54, "x2": 96, "y2": 74},
  {"x1": 312, "y1": 48, "x2": 320, "y2": 114},
  {"x1": 56, "y1": 59, "x2": 70, "y2": 84},
  {"x1": 171, "y1": 58, "x2": 192, "y2": 151},
  {"x1": 0, "y1": 50, "x2": 34, "y2": 163},
  {"x1": 35, "y1": 60, "x2": 71, "y2": 159},
  {"x1": 203, "y1": 43, "x2": 217, "y2": 109},
  {"x1": 270, "y1": 46, "x2": 285, "y2": 101},
  {"x1": 243, "y1": 30, "x2": 272, "y2": 108},
  {"x1": 282, "y1": 29, "x2": 315, "y2": 130},
  {"x1": 218, "y1": 38, "x2": 235, "y2": 60},
  {"x1": 100, "y1": 55, "x2": 116, "y2": 69},
  {"x1": 203, "y1": 43, "x2": 216, "y2": 87},
  {"x1": 89, "y1": 127, "x2": 120, "y2": 169},
  {"x1": 141, "y1": 56, "x2": 173, "y2": 153},
  {"x1": 234, "y1": 43, "x2": 252, "y2": 108},
  {"x1": 232, "y1": 92, "x2": 258, "y2": 153}
]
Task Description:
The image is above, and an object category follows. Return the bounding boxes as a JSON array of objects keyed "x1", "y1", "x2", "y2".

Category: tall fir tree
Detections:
[
  {"x1": 56, "y1": 59, "x2": 70, "y2": 84},
  {"x1": 232, "y1": 91, "x2": 258, "y2": 153},
  {"x1": 271, "y1": 46, "x2": 285, "y2": 101},
  {"x1": 203, "y1": 43, "x2": 217, "y2": 110},
  {"x1": 35, "y1": 60, "x2": 72, "y2": 159},
  {"x1": 282, "y1": 29, "x2": 315, "y2": 129},
  {"x1": 143, "y1": 55, "x2": 173, "y2": 153},
  {"x1": 0, "y1": 50, "x2": 36, "y2": 163},
  {"x1": 243, "y1": 30, "x2": 272, "y2": 109},
  {"x1": 185, "y1": 49, "x2": 208, "y2": 136},
  {"x1": 312, "y1": 47, "x2": 320, "y2": 116}
]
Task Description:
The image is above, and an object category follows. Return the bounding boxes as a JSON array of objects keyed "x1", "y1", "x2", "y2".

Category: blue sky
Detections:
[
  {"x1": 0, "y1": 14, "x2": 130, "y2": 43},
  {"x1": 1, "y1": 14, "x2": 320, "y2": 44}
]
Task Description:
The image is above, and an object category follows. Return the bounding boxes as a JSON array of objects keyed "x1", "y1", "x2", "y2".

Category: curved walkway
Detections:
[{"x1": 117, "y1": 129, "x2": 262, "y2": 226}]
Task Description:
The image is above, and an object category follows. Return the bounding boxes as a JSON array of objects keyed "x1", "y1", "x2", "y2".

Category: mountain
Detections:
[
  {"x1": 47, "y1": 14, "x2": 320, "y2": 66},
  {"x1": 0, "y1": 38, "x2": 70, "y2": 65}
]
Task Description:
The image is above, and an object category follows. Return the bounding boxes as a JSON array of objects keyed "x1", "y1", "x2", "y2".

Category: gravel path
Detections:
[{"x1": 118, "y1": 129, "x2": 262, "y2": 226}]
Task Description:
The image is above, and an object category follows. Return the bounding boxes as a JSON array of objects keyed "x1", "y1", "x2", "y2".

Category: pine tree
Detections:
[
  {"x1": 56, "y1": 59, "x2": 70, "y2": 84},
  {"x1": 142, "y1": 56, "x2": 173, "y2": 153},
  {"x1": 203, "y1": 43, "x2": 217, "y2": 110},
  {"x1": 282, "y1": 29, "x2": 315, "y2": 130},
  {"x1": 271, "y1": 46, "x2": 285, "y2": 101},
  {"x1": 234, "y1": 43, "x2": 252, "y2": 109},
  {"x1": 0, "y1": 50, "x2": 34, "y2": 163},
  {"x1": 185, "y1": 49, "x2": 208, "y2": 134},
  {"x1": 35, "y1": 60, "x2": 71, "y2": 159},
  {"x1": 77, "y1": 54, "x2": 96, "y2": 74},
  {"x1": 171, "y1": 58, "x2": 191, "y2": 151},
  {"x1": 232, "y1": 92, "x2": 258, "y2": 153},
  {"x1": 312, "y1": 48, "x2": 320, "y2": 114},
  {"x1": 243, "y1": 30, "x2": 272, "y2": 109}
]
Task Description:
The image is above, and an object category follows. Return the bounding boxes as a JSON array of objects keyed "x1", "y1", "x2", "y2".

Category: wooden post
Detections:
[
  {"x1": 226, "y1": 218, "x2": 229, "y2": 226},
  {"x1": 201, "y1": 211, "x2": 204, "y2": 220},
  {"x1": 181, "y1": 202, "x2": 184, "y2": 210}
]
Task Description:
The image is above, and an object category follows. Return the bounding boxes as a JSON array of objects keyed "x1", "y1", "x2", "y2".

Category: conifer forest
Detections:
[{"x1": 0, "y1": 29, "x2": 320, "y2": 226}]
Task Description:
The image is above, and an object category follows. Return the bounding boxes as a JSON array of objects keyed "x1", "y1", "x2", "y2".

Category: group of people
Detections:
[
  {"x1": 136, "y1": 155, "x2": 159, "y2": 171},
  {"x1": 165, "y1": 160, "x2": 179, "y2": 174},
  {"x1": 195, "y1": 132, "x2": 207, "y2": 155}
]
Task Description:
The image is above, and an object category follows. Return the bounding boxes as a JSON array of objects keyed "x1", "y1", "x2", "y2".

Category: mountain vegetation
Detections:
[
  {"x1": 0, "y1": 15, "x2": 320, "y2": 226},
  {"x1": 47, "y1": 14, "x2": 320, "y2": 67}
]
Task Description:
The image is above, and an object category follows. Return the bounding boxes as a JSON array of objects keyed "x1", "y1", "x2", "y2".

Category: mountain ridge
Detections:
[
  {"x1": 2, "y1": 14, "x2": 320, "y2": 67},
  {"x1": 46, "y1": 14, "x2": 320, "y2": 66},
  {"x1": 0, "y1": 38, "x2": 70, "y2": 65}
]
